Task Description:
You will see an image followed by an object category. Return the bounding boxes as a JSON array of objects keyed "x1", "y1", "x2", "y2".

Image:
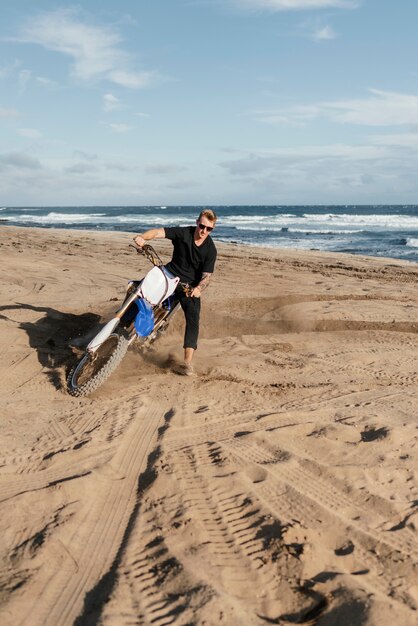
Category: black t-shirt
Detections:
[{"x1": 164, "y1": 226, "x2": 217, "y2": 286}]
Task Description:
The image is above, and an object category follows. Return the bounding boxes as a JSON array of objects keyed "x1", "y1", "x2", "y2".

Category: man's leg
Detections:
[
  {"x1": 180, "y1": 296, "x2": 201, "y2": 371},
  {"x1": 184, "y1": 347, "x2": 194, "y2": 365}
]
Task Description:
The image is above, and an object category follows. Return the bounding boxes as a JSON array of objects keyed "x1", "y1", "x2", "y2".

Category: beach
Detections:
[{"x1": 0, "y1": 224, "x2": 417, "y2": 625}]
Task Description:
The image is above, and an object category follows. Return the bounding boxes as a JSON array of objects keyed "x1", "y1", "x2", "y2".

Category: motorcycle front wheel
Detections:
[{"x1": 67, "y1": 331, "x2": 130, "y2": 397}]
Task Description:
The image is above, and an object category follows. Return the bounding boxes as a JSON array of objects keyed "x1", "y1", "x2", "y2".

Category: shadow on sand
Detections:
[{"x1": 0, "y1": 303, "x2": 102, "y2": 389}]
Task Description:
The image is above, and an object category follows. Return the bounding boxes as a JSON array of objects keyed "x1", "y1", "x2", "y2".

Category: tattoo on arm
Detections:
[{"x1": 198, "y1": 272, "x2": 212, "y2": 292}]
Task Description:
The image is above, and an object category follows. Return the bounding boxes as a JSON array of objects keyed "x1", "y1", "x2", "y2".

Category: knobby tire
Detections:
[{"x1": 67, "y1": 331, "x2": 129, "y2": 397}]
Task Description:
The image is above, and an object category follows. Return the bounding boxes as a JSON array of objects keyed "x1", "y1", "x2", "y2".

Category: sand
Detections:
[{"x1": 0, "y1": 225, "x2": 417, "y2": 626}]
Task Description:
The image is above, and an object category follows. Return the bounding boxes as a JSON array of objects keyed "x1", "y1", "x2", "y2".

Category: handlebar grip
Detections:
[{"x1": 129, "y1": 242, "x2": 163, "y2": 267}]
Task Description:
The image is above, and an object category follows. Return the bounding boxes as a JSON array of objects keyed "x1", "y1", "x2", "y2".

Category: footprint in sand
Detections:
[{"x1": 245, "y1": 464, "x2": 268, "y2": 483}]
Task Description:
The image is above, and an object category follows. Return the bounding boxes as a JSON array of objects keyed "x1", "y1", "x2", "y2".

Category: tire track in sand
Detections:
[
  {"x1": 223, "y1": 438, "x2": 418, "y2": 560},
  {"x1": 0, "y1": 399, "x2": 171, "y2": 626},
  {"x1": 149, "y1": 442, "x2": 329, "y2": 624},
  {"x1": 221, "y1": 437, "x2": 417, "y2": 611}
]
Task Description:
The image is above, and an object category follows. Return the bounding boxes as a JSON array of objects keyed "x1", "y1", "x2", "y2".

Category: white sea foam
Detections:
[
  {"x1": 286, "y1": 227, "x2": 361, "y2": 235},
  {"x1": 303, "y1": 213, "x2": 418, "y2": 229},
  {"x1": 15, "y1": 212, "x2": 107, "y2": 223},
  {"x1": 233, "y1": 224, "x2": 361, "y2": 235},
  {"x1": 217, "y1": 235, "x2": 349, "y2": 252},
  {"x1": 406, "y1": 237, "x2": 418, "y2": 247},
  {"x1": 5, "y1": 211, "x2": 191, "y2": 227},
  {"x1": 214, "y1": 212, "x2": 418, "y2": 231},
  {"x1": 6, "y1": 209, "x2": 418, "y2": 232},
  {"x1": 113, "y1": 215, "x2": 187, "y2": 225},
  {"x1": 220, "y1": 214, "x2": 296, "y2": 225}
]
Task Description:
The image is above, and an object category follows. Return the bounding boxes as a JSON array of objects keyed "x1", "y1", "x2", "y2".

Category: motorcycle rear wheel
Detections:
[{"x1": 67, "y1": 331, "x2": 129, "y2": 397}]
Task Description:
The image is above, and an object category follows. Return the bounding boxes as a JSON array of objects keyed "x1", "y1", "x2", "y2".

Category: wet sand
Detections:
[{"x1": 0, "y1": 225, "x2": 417, "y2": 626}]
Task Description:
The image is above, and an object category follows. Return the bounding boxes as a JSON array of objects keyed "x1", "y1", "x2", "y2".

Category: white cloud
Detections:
[
  {"x1": 65, "y1": 162, "x2": 99, "y2": 174},
  {"x1": 0, "y1": 151, "x2": 42, "y2": 170},
  {"x1": 324, "y1": 89, "x2": 418, "y2": 125},
  {"x1": 218, "y1": 139, "x2": 418, "y2": 202},
  {"x1": 100, "y1": 122, "x2": 135, "y2": 133},
  {"x1": 36, "y1": 76, "x2": 59, "y2": 88},
  {"x1": 230, "y1": 0, "x2": 355, "y2": 11},
  {"x1": 104, "y1": 161, "x2": 135, "y2": 172},
  {"x1": 103, "y1": 93, "x2": 122, "y2": 112},
  {"x1": 166, "y1": 179, "x2": 199, "y2": 189},
  {"x1": 221, "y1": 144, "x2": 386, "y2": 176},
  {"x1": 17, "y1": 8, "x2": 154, "y2": 89},
  {"x1": 108, "y1": 69, "x2": 153, "y2": 89},
  {"x1": 73, "y1": 150, "x2": 98, "y2": 161},
  {"x1": 109, "y1": 123, "x2": 134, "y2": 133},
  {"x1": 312, "y1": 25, "x2": 336, "y2": 40},
  {"x1": 145, "y1": 164, "x2": 188, "y2": 175},
  {"x1": 254, "y1": 104, "x2": 321, "y2": 126},
  {"x1": 255, "y1": 89, "x2": 418, "y2": 127},
  {"x1": 17, "y1": 128, "x2": 43, "y2": 139},
  {"x1": 369, "y1": 133, "x2": 418, "y2": 147}
]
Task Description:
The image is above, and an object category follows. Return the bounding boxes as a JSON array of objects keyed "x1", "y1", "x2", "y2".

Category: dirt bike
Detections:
[{"x1": 67, "y1": 244, "x2": 188, "y2": 397}]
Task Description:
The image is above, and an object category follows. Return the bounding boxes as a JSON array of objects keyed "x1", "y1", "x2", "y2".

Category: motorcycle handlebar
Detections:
[
  {"x1": 129, "y1": 244, "x2": 192, "y2": 296},
  {"x1": 129, "y1": 243, "x2": 163, "y2": 267}
]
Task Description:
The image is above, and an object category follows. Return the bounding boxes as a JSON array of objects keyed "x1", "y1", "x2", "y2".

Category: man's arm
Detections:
[
  {"x1": 134, "y1": 228, "x2": 165, "y2": 248},
  {"x1": 190, "y1": 272, "x2": 212, "y2": 298}
]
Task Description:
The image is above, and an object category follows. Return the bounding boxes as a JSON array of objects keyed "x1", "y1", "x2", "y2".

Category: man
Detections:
[{"x1": 133, "y1": 209, "x2": 217, "y2": 376}]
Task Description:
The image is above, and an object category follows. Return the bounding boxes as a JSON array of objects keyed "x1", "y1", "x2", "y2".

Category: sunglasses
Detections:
[{"x1": 198, "y1": 222, "x2": 214, "y2": 232}]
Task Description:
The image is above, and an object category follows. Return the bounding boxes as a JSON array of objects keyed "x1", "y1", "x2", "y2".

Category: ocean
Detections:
[{"x1": 1, "y1": 205, "x2": 418, "y2": 263}]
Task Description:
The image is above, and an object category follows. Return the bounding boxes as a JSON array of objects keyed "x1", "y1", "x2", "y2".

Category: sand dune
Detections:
[{"x1": 0, "y1": 225, "x2": 417, "y2": 626}]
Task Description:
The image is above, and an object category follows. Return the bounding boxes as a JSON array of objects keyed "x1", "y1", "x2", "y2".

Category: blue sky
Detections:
[{"x1": 1, "y1": 0, "x2": 418, "y2": 206}]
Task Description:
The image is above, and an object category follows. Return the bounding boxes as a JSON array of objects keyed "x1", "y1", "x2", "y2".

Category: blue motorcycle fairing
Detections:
[{"x1": 134, "y1": 298, "x2": 155, "y2": 337}]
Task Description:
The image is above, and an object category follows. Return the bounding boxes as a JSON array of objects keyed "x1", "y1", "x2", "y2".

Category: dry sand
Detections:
[{"x1": 0, "y1": 225, "x2": 417, "y2": 626}]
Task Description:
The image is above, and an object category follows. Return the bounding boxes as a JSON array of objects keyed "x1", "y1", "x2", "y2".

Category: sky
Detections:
[{"x1": 1, "y1": 0, "x2": 418, "y2": 206}]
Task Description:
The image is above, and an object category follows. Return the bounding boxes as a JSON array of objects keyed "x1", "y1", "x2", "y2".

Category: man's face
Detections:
[{"x1": 195, "y1": 215, "x2": 215, "y2": 241}]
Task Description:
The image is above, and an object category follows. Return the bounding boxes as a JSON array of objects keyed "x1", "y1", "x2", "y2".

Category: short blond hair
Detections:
[{"x1": 198, "y1": 209, "x2": 217, "y2": 224}]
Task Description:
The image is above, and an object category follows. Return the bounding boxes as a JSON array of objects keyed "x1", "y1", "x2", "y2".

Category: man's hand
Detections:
[
  {"x1": 133, "y1": 228, "x2": 165, "y2": 248},
  {"x1": 190, "y1": 273, "x2": 212, "y2": 298},
  {"x1": 190, "y1": 286, "x2": 202, "y2": 298},
  {"x1": 134, "y1": 235, "x2": 146, "y2": 248}
]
